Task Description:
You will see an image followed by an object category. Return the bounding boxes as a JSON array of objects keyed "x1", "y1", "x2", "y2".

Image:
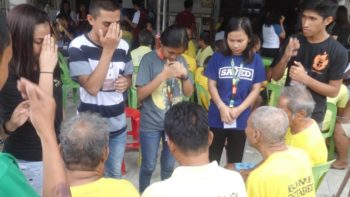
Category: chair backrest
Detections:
[
  {"x1": 312, "y1": 160, "x2": 335, "y2": 190},
  {"x1": 322, "y1": 102, "x2": 337, "y2": 139},
  {"x1": 58, "y1": 52, "x2": 73, "y2": 83},
  {"x1": 195, "y1": 82, "x2": 210, "y2": 110},
  {"x1": 266, "y1": 83, "x2": 282, "y2": 106},
  {"x1": 262, "y1": 56, "x2": 273, "y2": 68}
]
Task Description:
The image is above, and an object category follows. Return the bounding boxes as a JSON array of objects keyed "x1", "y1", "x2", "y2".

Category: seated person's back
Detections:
[
  {"x1": 142, "y1": 102, "x2": 246, "y2": 197},
  {"x1": 59, "y1": 113, "x2": 139, "y2": 197},
  {"x1": 279, "y1": 85, "x2": 327, "y2": 165},
  {"x1": 285, "y1": 120, "x2": 328, "y2": 165},
  {"x1": 245, "y1": 106, "x2": 315, "y2": 197},
  {"x1": 247, "y1": 147, "x2": 314, "y2": 197}
]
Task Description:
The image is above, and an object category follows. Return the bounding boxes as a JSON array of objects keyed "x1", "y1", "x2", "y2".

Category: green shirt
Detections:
[{"x1": 0, "y1": 153, "x2": 38, "y2": 197}]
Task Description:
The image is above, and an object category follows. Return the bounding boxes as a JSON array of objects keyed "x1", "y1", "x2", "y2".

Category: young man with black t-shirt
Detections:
[{"x1": 271, "y1": 0, "x2": 348, "y2": 124}]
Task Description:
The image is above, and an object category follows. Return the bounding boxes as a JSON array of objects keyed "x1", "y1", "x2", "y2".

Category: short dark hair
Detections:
[
  {"x1": 184, "y1": 0, "x2": 193, "y2": 9},
  {"x1": 164, "y1": 102, "x2": 209, "y2": 155},
  {"x1": 0, "y1": 18, "x2": 11, "y2": 63},
  {"x1": 132, "y1": 0, "x2": 143, "y2": 7},
  {"x1": 89, "y1": 0, "x2": 121, "y2": 17},
  {"x1": 160, "y1": 25, "x2": 189, "y2": 49},
  {"x1": 199, "y1": 31, "x2": 211, "y2": 46},
  {"x1": 138, "y1": 29, "x2": 153, "y2": 46},
  {"x1": 223, "y1": 17, "x2": 255, "y2": 64},
  {"x1": 301, "y1": 0, "x2": 339, "y2": 19}
]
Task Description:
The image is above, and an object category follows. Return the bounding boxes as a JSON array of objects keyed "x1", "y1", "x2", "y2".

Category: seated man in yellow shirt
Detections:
[
  {"x1": 323, "y1": 84, "x2": 348, "y2": 131},
  {"x1": 246, "y1": 106, "x2": 315, "y2": 197},
  {"x1": 196, "y1": 31, "x2": 213, "y2": 67},
  {"x1": 195, "y1": 56, "x2": 211, "y2": 110},
  {"x1": 59, "y1": 113, "x2": 139, "y2": 197},
  {"x1": 278, "y1": 85, "x2": 328, "y2": 165}
]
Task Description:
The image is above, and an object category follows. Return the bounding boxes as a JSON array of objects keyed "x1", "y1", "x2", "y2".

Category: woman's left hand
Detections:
[{"x1": 39, "y1": 34, "x2": 58, "y2": 73}]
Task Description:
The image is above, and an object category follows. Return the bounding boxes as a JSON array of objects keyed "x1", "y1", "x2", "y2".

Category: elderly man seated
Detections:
[
  {"x1": 246, "y1": 106, "x2": 315, "y2": 197},
  {"x1": 59, "y1": 113, "x2": 139, "y2": 197},
  {"x1": 278, "y1": 85, "x2": 328, "y2": 165},
  {"x1": 142, "y1": 102, "x2": 247, "y2": 197}
]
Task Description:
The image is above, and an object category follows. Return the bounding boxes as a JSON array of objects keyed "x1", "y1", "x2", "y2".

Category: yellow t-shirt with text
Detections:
[
  {"x1": 70, "y1": 178, "x2": 140, "y2": 197},
  {"x1": 285, "y1": 120, "x2": 328, "y2": 165},
  {"x1": 247, "y1": 147, "x2": 315, "y2": 197}
]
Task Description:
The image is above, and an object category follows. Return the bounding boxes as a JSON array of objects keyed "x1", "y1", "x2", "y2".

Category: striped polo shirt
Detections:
[{"x1": 69, "y1": 34, "x2": 133, "y2": 134}]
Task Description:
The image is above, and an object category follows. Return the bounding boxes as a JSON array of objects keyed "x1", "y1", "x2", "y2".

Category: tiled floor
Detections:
[{"x1": 64, "y1": 95, "x2": 350, "y2": 197}]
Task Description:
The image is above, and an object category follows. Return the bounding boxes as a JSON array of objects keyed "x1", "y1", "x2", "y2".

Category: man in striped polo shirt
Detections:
[{"x1": 68, "y1": 0, "x2": 132, "y2": 179}]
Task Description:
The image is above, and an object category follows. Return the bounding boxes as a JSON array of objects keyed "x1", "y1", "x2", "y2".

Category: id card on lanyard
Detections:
[{"x1": 224, "y1": 58, "x2": 243, "y2": 129}]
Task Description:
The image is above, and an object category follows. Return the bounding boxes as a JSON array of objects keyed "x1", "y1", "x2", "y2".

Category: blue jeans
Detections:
[
  {"x1": 105, "y1": 130, "x2": 127, "y2": 179},
  {"x1": 139, "y1": 130, "x2": 175, "y2": 193},
  {"x1": 17, "y1": 160, "x2": 43, "y2": 195}
]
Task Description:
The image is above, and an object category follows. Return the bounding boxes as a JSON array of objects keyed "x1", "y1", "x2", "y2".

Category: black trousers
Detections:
[{"x1": 209, "y1": 127, "x2": 246, "y2": 164}]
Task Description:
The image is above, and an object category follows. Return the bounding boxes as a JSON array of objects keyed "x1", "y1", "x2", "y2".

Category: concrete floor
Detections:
[{"x1": 64, "y1": 93, "x2": 350, "y2": 197}]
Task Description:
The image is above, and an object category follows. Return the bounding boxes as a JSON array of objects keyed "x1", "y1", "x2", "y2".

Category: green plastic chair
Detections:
[
  {"x1": 312, "y1": 160, "x2": 335, "y2": 191},
  {"x1": 58, "y1": 52, "x2": 80, "y2": 109},
  {"x1": 195, "y1": 82, "x2": 210, "y2": 111},
  {"x1": 262, "y1": 56, "x2": 273, "y2": 68},
  {"x1": 127, "y1": 66, "x2": 139, "y2": 109},
  {"x1": 322, "y1": 102, "x2": 337, "y2": 160},
  {"x1": 266, "y1": 83, "x2": 282, "y2": 106}
]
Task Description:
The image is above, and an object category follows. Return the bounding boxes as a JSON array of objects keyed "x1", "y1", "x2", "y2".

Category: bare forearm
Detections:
[
  {"x1": 41, "y1": 127, "x2": 71, "y2": 197},
  {"x1": 304, "y1": 77, "x2": 341, "y2": 97},
  {"x1": 137, "y1": 73, "x2": 166, "y2": 102},
  {"x1": 237, "y1": 83, "x2": 262, "y2": 112},
  {"x1": 271, "y1": 56, "x2": 289, "y2": 81},
  {"x1": 81, "y1": 50, "x2": 114, "y2": 96},
  {"x1": 181, "y1": 79, "x2": 194, "y2": 97},
  {"x1": 208, "y1": 80, "x2": 225, "y2": 109},
  {"x1": 39, "y1": 73, "x2": 54, "y2": 96}
]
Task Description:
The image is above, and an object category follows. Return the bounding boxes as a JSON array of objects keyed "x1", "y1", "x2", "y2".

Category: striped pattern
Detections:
[{"x1": 69, "y1": 34, "x2": 132, "y2": 133}]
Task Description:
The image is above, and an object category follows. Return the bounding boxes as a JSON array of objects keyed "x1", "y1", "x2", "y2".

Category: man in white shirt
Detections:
[{"x1": 142, "y1": 102, "x2": 247, "y2": 197}]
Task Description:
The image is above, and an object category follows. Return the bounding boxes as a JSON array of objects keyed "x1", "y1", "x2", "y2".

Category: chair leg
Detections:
[
  {"x1": 72, "y1": 88, "x2": 78, "y2": 104},
  {"x1": 328, "y1": 137, "x2": 335, "y2": 161},
  {"x1": 62, "y1": 86, "x2": 68, "y2": 109}
]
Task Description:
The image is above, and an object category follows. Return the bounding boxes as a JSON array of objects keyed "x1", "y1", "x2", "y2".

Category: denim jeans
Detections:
[
  {"x1": 139, "y1": 130, "x2": 175, "y2": 193},
  {"x1": 105, "y1": 130, "x2": 127, "y2": 179},
  {"x1": 17, "y1": 160, "x2": 43, "y2": 195}
]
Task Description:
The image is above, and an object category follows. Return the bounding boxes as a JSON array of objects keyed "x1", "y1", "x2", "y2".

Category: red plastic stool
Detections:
[
  {"x1": 125, "y1": 107, "x2": 140, "y2": 150},
  {"x1": 122, "y1": 107, "x2": 141, "y2": 175}
]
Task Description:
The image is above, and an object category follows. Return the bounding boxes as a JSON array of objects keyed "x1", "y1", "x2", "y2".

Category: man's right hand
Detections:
[
  {"x1": 98, "y1": 22, "x2": 123, "y2": 52},
  {"x1": 283, "y1": 37, "x2": 300, "y2": 61}
]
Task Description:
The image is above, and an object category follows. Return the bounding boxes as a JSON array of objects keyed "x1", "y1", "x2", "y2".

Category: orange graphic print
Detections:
[{"x1": 312, "y1": 52, "x2": 329, "y2": 72}]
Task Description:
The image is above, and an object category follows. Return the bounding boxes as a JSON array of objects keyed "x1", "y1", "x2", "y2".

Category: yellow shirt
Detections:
[
  {"x1": 182, "y1": 54, "x2": 197, "y2": 73},
  {"x1": 323, "y1": 84, "x2": 348, "y2": 130},
  {"x1": 70, "y1": 178, "x2": 140, "y2": 197},
  {"x1": 247, "y1": 147, "x2": 315, "y2": 197},
  {"x1": 131, "y1": 46, "x2": 152, "y2": 68},
  {"x1": 285, "y1": 120, "x2": 328, "y2": 165},
  {"x1": 122, "y1": 31, "x2": 133, "y2": 46},
  {"x1": 195, "y1": 67, "x2": 210, "y2": 110},
  {"x1": 196, "y1": 46, "x2": 213, "y2": 67},
  {"x1": 184, "y1": 40, "x2": 197, "y2": 59}
]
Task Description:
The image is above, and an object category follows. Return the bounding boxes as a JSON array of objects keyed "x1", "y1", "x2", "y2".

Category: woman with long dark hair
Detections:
[{"x1": 0, "y1": 4, "x2": 62, "y2": 193}]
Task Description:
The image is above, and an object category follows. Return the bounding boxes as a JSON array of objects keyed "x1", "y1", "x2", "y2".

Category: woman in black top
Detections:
[{"x1": 0, "y1": 4, "x2": 62, "y2": 193}]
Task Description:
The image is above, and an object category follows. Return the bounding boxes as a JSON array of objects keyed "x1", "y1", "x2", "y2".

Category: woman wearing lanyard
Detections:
[{"x1": 205, "y1": 17, "x2": 266, "y2": 168}]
